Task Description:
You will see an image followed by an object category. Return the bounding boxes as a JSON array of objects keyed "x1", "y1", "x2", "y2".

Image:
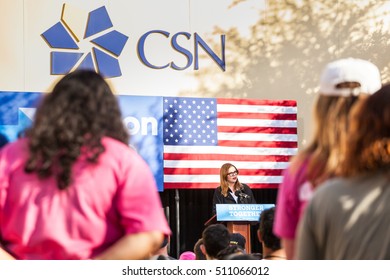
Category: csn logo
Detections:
[{"x1": 42, "y1": 4, "x2": 226, "y2": 78}]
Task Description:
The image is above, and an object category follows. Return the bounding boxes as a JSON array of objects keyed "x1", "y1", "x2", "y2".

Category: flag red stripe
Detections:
[
  {"x1": 164, "y1": 153, "x2": 292, "y2": 162},
  {"x1": 218, "y1": 112, "x2": 297, "y2": 120},
  {"x1": 217, "y1": 126, "x2": 297, "y2": 134},
  {"x1": 164, "y1": 182, "x2": 280, "y2": 189},
  {"x1": 217, "y1": 140, "x2": 298, "y2": 148},
  {"x1": 217, "y1": 98, "x2": 297, "y2": 107},
  {"x1": 164, "y1": 168, "x2": 284, "y2": 176}
]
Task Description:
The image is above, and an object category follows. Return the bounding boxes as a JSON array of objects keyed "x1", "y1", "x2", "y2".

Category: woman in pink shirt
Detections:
[{"x1": 0, "y1": 70, "x2": 171, "y2": 260}]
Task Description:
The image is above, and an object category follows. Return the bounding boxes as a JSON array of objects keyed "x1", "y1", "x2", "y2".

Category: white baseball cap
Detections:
[{"x1": 319, "y1": 58, "x2": 381, "y2": 96}]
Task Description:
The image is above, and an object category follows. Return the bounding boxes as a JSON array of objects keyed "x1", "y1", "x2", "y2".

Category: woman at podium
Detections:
[{"x1": 212, "y1": 163, "x2": 256, "y2": 214}]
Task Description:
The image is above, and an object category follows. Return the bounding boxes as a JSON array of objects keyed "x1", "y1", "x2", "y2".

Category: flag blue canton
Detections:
[{"x1": 163, "y1": 97, "x2": 218, "y2": 146}]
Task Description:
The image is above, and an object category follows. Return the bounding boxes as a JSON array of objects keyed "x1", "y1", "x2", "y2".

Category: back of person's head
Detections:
[
  {"x1": 302, "y1": 58, "x2": 381, "y2": 186},
  {"x1": 193, "y1": 238, "x2": 206, "y2": 260},
  {"x1": 216, "y1": 244, "x2": 245, "y2": 260},
  {"x1": 338, "y1": 83, "x2": 390, "y2": 177},
  {"x1": 230, "y1": 233, "x2": 246, "y2": 251},
  {"x1": 258, "y1": 207, "x2": 281, "y2": 251},
  {"x1": 202, "y1": 224, "x2": 230, "y2": 259},
  {"x1": 24, "y1": 70, "x2": 129, "y2": 190}
]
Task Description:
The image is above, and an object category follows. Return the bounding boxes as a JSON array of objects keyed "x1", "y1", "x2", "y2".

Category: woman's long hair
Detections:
[
  {"x1": 220, "y1": 163, "x2": 242, "y2": 197},
  {"x1": 24, "y1": 70, "x2": 129, "y2": 190},
  {"x1": 337, "y1": 84, "x2": 390, "y2": 177},
  {"x1": 291, "y1": 93, "x2": 367, "y2": 188}
]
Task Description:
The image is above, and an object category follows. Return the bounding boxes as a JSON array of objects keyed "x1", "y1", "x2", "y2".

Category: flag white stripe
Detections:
[
  {"x1": 164, "y1": 145, "x2": 298, "y2": 155},
  {"x1": 164, "y1": 174, "x2": 283, "y2": 184},
  {"x1": 218, "y1": 132, "x2": 297, "y2": 142},
  {"x1": 217, "y1": 104, "x2": 297, "y2": 114},
  {"x1": 164, "y1": 160, "x2": 289, "y2": 169},
  {"x1": 217, "y1": 118, "x2": 297, "y2": 127}
]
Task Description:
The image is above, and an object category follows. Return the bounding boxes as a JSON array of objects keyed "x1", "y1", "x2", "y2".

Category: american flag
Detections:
[{"x1": 163, "y1": 97, "x2": 297, "y2": 189}]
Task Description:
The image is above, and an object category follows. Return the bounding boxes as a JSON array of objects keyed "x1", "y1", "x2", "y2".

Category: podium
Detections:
[{"x1": 204, "y1": 204, "x2": 275, "y2": 253}]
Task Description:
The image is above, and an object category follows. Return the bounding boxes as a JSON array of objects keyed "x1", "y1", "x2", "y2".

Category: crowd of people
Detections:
[{"x1": 0, "y1": 55, "x2": 389, "y2": 260}]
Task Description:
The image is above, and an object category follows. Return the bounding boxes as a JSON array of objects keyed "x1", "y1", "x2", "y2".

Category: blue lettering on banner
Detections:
[{"x1": 216, "y1": 204, "x2": 275, "y2": 222}]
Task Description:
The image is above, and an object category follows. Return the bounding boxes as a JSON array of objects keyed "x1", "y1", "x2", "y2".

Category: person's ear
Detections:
[
  {"x1": 257, "y1": 229, "x2": 263, "y2": 242},
  {"x1": 200, "y1": 244, "x2": 207, "y2": 256}
]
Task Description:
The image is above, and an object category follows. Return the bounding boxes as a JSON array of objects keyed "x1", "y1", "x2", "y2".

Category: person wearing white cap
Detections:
[
  {"x1": 297, "y1": 83, "x2": 390, "y2": 259},
  {"x1": 273, "y1": 58, "x2": 381, "y2": 259}
]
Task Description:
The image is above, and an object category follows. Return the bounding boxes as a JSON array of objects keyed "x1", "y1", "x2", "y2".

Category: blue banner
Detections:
[{"x1": 0, "y1": 92, "x2": 164, "y2": 191}]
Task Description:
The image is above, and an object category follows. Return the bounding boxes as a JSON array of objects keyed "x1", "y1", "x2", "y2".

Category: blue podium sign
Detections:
[{"x1": 216, "y1": 204, "x2": 275, "y2": 222}]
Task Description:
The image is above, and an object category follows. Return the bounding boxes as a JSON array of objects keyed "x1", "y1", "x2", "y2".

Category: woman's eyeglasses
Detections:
[{"x1": 227, "y1": 171, "x2": 238, "y2": 177}]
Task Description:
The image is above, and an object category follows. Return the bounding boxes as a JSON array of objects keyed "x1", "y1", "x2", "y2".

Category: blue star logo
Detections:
[{"x1": 41, "y1": 4, "x2": 128, "y2": 78}]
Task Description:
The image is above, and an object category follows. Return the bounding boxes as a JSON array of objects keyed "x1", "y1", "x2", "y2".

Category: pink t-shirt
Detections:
[
  {"x1": 0, "y1": 137, "x2": 171, "y2": 259},
  {"x1": 273, "y1": 157, "x2": 313, "y2": 239}
]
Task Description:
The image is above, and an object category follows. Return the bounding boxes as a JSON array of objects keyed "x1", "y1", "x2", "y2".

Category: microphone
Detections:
[{"x1": 234, "y1": 190, "x2": 250, "y2": 199}]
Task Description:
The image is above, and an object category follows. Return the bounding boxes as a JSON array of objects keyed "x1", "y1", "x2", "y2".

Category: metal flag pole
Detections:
[{"x1": 175, "y1": 189, "x2": 180, "y2": 258}]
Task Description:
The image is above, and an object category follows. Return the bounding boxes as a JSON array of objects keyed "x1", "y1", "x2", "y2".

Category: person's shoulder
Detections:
[{"x1": 0, "y1": 138, "x2": 28, "y2": 158}]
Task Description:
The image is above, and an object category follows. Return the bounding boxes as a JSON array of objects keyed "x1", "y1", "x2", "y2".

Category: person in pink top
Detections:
[
  {"x1": 273, "y1": 58, "x2": 382, "y2": 259},
  {"x1": 0, "y1": 70, "x2": 171, "y2": 260}
]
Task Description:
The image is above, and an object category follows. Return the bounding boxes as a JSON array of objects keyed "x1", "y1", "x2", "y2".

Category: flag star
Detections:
[
  {"x1": 194, "y1": 139, "x2": 197, "y2": 143},
  {"x1": 170, "y1": 124, "x2": 173, "y2": 127},
  {"x1": 188, "y1": 105, "x2": 192, "y2": 109},
  {"x1": 174, "y1": 119, "x2": 178, "y2": 123},
  {"x1": 179, "y1": 105, "x2": 182, "y2": 108},
  {"x1": 169, "y1": 104, "x2": 173, "y2": 108},
  {"x1": 184, "y1": 139, "x2": 188, "y2": 143},
  {"x1": 175, "y1": 139, "x2": 179, "y2": 143},
  {"x1": 193, "y1": 120, "x2": 196, "y2": 124},
  {"x1": 165, "y1": 119, "x2": 168, "y2": 122},
  {"x1": 170, "y1": 134, "x2": 173, "y2": 138},
  {"x1": 189, "y1": 135, "x2": 192, "y2": 138},
  {"x1": 179, "y1": 134, "x2": 183, "y2": 138},
  {"x1": 170, "y1": 114, "x2": 173, "y2": 118},
  {"x1": 179, "y1": 114, "x2": 182, "y2": 118},
  {"x1": 165, "y1": 138, "x2": 169, "y2": 142},
  {"x1": 174, "y1": 99, "x2": 178, "y2": 103}
]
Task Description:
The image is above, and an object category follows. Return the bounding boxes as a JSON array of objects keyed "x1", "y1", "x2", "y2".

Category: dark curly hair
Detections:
[{"x1": 24, "y1": 70, "x2": 129, "y2": 190}]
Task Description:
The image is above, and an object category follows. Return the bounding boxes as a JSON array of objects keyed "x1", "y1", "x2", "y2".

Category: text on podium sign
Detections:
[{"x1": 216, "y1": 204, "x2": 275, "y2": 222}]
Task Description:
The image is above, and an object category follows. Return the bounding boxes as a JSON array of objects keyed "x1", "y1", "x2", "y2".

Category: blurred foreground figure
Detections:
[
  {"x1": 0, "y1": 70, "x2": 170, "y2": 260},
  {"x1": 274, "y1": 58, "x2": 381, "y2": 259},
  {"x1": 297, "y1": 83, "x2": 390, "y2": 259}
]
